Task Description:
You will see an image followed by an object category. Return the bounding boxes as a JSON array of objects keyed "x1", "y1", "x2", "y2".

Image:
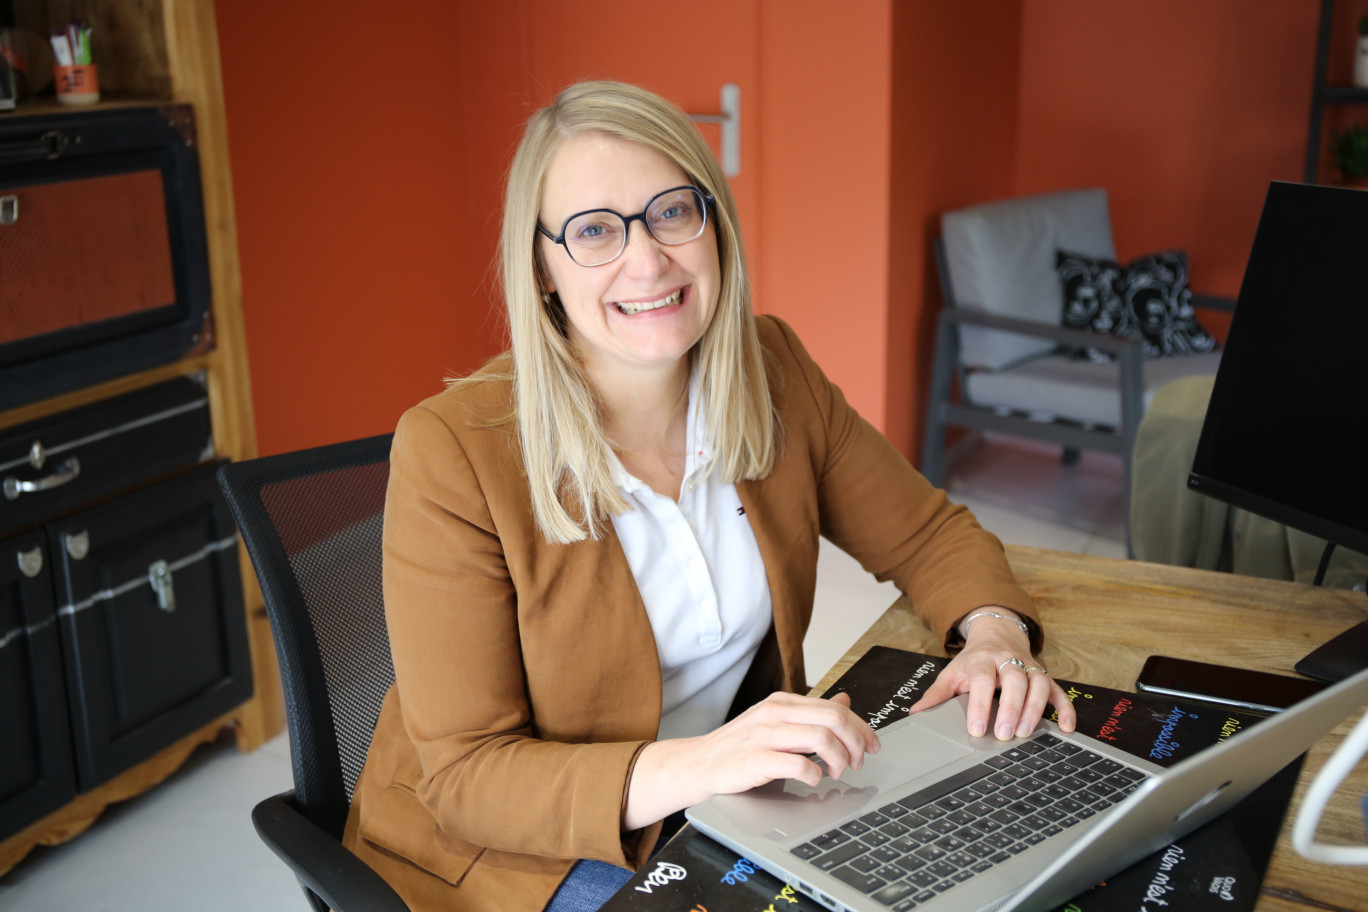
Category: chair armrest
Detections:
[
  {"x1": 253, "y1": 791, "x2": 411, "y2": 912},
  {"x1": 1190, "y1": 293, "x2": 1237, "y2": 312},
  {"x1": 940, "y1": 307, "x2": 1145, "y2": 357}
]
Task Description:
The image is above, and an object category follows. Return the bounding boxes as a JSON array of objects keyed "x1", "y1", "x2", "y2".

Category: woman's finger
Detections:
[{"x1": 992, "y1": 661, "x2": 1030, "y2": 740}]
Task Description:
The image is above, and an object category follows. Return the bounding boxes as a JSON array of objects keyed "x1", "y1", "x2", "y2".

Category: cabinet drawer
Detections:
[
  {"x1": 47, "y1": 463, "x2": 250, "y2": 790},
  {"x1": 0, "y1": 530, "x2": 75, "y2": 838},
  {"x1": 0, "y1": 374, "x2": 213, "y2": 537}
]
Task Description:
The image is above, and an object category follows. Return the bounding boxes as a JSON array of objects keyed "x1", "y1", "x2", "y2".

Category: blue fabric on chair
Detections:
[{"x1": 544, "y1": 860, "x2": 635, "y2": 912}]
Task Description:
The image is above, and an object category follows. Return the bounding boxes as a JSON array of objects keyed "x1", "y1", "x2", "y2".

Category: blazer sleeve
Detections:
[
  {"x1": 382, "y1": 404, "x2": 658, "y2": 866},
  {"x1": 762, "y1": 317, "x2": 1042, "y2": 651}
]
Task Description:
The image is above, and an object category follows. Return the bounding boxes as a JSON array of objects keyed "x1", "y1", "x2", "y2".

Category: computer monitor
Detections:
[{"x1": 1187, "y1": 180, "x2": 1368, "y2": 560}]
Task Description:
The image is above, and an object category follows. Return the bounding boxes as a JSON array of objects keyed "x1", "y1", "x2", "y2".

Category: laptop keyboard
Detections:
[{"x1": 787, "y1": 733, "x2": 1150, "y2": 910}]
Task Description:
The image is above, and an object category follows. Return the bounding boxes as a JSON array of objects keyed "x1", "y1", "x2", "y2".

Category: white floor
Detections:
[{"x1": 0, "y1": 435, "x2": 1125, "y2": 912}]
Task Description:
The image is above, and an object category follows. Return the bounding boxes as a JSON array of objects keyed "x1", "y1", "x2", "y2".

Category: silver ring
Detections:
[
  {"x1": 997, "y1": 657, "x2": 1026, "y2": 673},
  {"x1": 1024, "y1": 665, "x2": 1047, "y2": 675}
]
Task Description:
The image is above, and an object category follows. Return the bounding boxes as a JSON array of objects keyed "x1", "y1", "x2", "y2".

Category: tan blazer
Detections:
[{"x1": 342, "y1": 316, "x2": 1039, "y2": 912}]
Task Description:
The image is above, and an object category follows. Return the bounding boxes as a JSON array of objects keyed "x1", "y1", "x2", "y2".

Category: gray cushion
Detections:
[
  {"x1": 965, "y1": 351, "x2": 1223, "y2": 429},
  {"x1": 943, "y1": 188, "x2": 1116, "y2": 370}
]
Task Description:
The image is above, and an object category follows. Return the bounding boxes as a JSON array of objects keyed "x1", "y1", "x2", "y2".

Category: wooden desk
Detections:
[{"x1": 813, "y1": 546, "x2": 1368, "y2": 912}]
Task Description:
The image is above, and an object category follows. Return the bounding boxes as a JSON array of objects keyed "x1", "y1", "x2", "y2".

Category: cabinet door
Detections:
[
  {"x1": 47, "y1": 463, "x2": 250, "y2": 790},
  {"x1": 0, "y1": 531, "x2": 75, "y2": 839}
]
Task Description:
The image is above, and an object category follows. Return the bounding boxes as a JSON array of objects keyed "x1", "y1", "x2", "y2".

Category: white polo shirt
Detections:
[{"x1": 607, "y1": 374, "x2": 773, "y2": 742}]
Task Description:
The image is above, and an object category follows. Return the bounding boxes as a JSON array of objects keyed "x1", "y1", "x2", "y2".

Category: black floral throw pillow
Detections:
[{"x1": 1057, "y1": 249, "x2": 1217, "y2": 363}]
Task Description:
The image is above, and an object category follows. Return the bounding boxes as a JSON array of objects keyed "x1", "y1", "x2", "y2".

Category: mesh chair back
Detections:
[{"x1": 218, "y1": 434, "x2": 394, "y2": 839}]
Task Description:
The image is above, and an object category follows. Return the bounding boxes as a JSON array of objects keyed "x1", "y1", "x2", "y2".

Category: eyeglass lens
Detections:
[{"x1": 561, "y1": 187, "x2": 707, "y2": 266}]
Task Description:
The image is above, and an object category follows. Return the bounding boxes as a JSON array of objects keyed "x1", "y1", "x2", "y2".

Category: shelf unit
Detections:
[
  {"x1": 0, "y1": 0, "x2": 281, "y2": 875},
  {"x1": 1305, "y1": 0, "x2": 1368, "y2": 183}
]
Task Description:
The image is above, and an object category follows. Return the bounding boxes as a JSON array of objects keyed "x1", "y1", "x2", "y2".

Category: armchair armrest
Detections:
[
  {"x1": 940, "y1": 307, "x2": 1145, "y2": 357},
  {"x1": 1190, "y1": 293, "x2": 1237, "y2": 312},
  {"x1": 253, "y1": 791, "x2": 411, "y2": 912}
]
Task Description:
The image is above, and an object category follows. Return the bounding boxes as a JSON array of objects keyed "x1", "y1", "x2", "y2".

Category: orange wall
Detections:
[
  {"x1": 215, "y1": 0, "x2": 501, "y2": 457},
  {"x1": 889, "y1": 3, "x2": 1023, "y2": 458},
  {"x1": 754, "y1": 2, "x2": 893, "y2": 433},
  {"x1": 1013, "y1": 2, "x2": 1318, "y2": 299}
]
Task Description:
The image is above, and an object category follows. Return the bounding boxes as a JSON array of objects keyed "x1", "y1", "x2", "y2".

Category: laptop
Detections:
[{"x1": 686, "y1": 665, "x2": 1368, "y2": 912}]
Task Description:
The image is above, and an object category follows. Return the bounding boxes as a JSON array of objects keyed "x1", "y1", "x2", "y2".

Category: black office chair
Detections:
[{"x1": 217, "y1": 434, "x2": 408, "y2": 912}]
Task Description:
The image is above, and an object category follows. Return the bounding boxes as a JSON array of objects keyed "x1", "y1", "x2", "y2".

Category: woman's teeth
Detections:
[{"x1": 614, "y1": 288, "x2": 682, "y2": 315}]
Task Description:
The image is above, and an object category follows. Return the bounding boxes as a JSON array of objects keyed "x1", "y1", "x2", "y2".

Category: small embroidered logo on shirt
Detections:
[{"x1": 736, "y1": 505, "x2": 746, "y2": 515}]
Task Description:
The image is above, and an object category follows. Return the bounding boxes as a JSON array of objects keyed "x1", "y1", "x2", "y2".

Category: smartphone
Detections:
[{"x1": 1135, "y1": 655, "x2": 1327, "y2": 714}]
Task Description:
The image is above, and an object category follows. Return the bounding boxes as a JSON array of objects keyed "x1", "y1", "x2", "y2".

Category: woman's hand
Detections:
[
  {"x1": 907, "y1": 610, "x2": 1077, "y2": 741},
  {"x1": 623, "y1": 691, "x2": 880, "y2": 831}
]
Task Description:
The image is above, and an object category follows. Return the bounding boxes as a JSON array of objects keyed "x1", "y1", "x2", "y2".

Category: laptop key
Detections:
[
  {"x1": 971, "y1": 860, "x2": 993, "y2": 873},
  {"x1": 913, "y1": 845, "x2": 948, "y2": 862},
  {"x1": 814, "y1": 840, "x2": 870, "y2": 870},
  {"x1": 876, "y1": 864, "x2": 907, "y2": 882},
  {"x1": 872, "y1": 846, "x2": 902, "y2": 864},
  {"x1": 907, "y1": 869, "x2": 939, "y2": 888},
  {"x1": 861, "y1": 810, "x2": 892, "y2": 827},
  {"x1": 928, "y1": 861, "x2": 957, "y2": 879},
  {"x1": 966, "y1": 841, "x2": 996, "y2": 859},
  {"x1": 1034, "y1": 733, "x2": 1062, "y2": 748},
  {"x1": 812, "y1": 830, "x2": 850, "y2": 850},
  {"x1": 880, "y1": 802, "x2": 911, "y2": 818},
  {"x1": 928, "y1": 818, "x2": 958, "y2": 835},
  {"x1": 893, "y1": 763, "x2": 995, "y2": 813},
  {"x1": 830, "y1": 865, "x2": 888, "y2": 894},
  {"x1": 851, "y1": 855, "x2": 884, "y2": 874},
  {"x1": 880, "y1": 821, "x2": 911, "y2": 838},
  {"x1": 952, "y1": 869, "x2": 976, "y2": 883},
  {"x1": 841, "y1": 820, "x2": 872, "y2": 837},
  {"x1": 790, "y1": 842, "x2": 822, "y2": 860},
  {"x1": 892, "y1": 900, "x2": 919, "y2": 912},
  {"x1": 872, "y1": 879, "x2": 918, "y2": 906},
  {"x1": 863, "y1": 831, "x2": 892, "y2": 847}
]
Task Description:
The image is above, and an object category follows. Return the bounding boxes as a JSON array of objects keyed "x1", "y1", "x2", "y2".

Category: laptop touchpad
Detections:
[{"x1": 836, "y1": 712, "x2": 975, "y2": 790}]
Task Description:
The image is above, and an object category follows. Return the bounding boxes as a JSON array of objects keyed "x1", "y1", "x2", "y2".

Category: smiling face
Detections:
[{"x1": 537, "y1": 131, "x2": 720, "y2": 389}]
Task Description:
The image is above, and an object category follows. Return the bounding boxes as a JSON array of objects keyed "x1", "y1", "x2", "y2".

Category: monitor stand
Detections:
[{"x1": 1296, "y1": 619, "x2": 1368, "y2": 683}]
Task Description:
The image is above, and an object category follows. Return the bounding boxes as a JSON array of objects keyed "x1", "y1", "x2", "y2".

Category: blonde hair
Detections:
[{"x1": 481, "y1": 80, "x2": 776, "y2": 544}]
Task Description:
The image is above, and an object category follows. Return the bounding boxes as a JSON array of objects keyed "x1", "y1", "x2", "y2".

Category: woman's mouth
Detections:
[{"x1": 613, "y1": 287, "x2": 684, "y2": 316}]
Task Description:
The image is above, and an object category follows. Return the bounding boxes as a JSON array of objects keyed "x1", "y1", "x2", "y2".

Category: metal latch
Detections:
[
  {"x1": 0, "y1": 194, "x2": 17, "y2": 226},
  {"x1": 17, "y1": 547, "x2": 42, "y2": 578},
  {"x1": 148, "y1": 560, "x2": 176, "y2": 612}
]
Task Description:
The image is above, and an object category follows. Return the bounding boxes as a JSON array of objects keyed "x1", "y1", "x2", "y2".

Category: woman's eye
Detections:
[{"x1": 573, "y1": 220, "x2": 618, "y2": 243}]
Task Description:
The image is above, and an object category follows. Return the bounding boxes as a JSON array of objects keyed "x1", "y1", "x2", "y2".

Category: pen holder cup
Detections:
[{"x1": 54, "y1": 64, "x2": 99, "y2": 105}]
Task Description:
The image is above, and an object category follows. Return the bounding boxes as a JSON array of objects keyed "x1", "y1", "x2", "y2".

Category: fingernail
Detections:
[
  {"x1": 970, "y1": 720, "x2": 986, "y2": 737},
  {"x1": 997, "y1": 723, "x2": 1013, "y2": 740}
]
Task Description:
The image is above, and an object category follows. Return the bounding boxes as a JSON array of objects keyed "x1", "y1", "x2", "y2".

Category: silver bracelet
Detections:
[{"x1": 960, "y1": 610, "x2": 1029, "y2": 639}]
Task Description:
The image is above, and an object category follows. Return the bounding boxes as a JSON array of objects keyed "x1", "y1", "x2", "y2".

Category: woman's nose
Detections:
[{"x1": 618, "y1": 220, "x2": 669, "y2": 278}]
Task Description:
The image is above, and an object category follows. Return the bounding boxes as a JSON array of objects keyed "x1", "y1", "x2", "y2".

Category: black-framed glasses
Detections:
[{"x1": 537, "y1": 185, "x2": 713, "y2": 267}]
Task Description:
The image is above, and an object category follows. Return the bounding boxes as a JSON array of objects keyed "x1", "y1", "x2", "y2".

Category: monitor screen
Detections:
[{"x1": 1188, "y1": 181, "x2": 1368, "y2": 559}]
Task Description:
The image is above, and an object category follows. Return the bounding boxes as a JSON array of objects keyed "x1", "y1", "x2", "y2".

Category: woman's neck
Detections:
[{"x1": 590, "y1": 359, "x2": 691, "y2": 499}]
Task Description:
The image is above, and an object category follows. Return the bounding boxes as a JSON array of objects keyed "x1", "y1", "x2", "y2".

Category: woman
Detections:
[{"x1": 342, "y1": 80, "x2": 1076, "y2": 912}]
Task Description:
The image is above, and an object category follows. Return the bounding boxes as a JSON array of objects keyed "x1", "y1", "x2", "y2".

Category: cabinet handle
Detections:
[
  {"x1": 0, "y1": 130, "x2": 74, "y2": 165},
  {"x1": 3, "y1": 457, "x2": 81, "y2": 500}
]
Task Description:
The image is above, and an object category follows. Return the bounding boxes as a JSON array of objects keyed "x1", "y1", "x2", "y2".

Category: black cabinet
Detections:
[
  {"x1": 0, "y1": 378, "x2": 250, "y2": 838},
  {"x1": 48, "y1": 463, "x2": 250, "y2": 790},
  {"x1": 0, "y1": 529, "x2": 75, "y2": 836}
]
